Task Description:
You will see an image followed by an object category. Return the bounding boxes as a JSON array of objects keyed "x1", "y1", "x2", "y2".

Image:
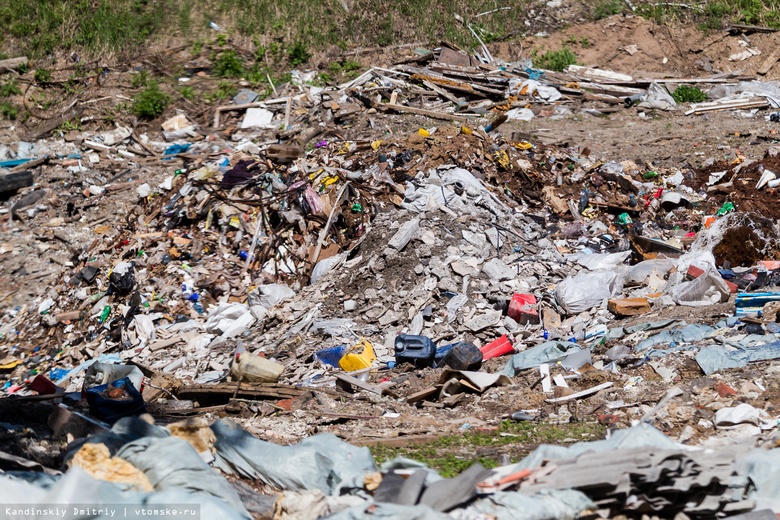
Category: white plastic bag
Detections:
[
  {"x1": 669, "y1": 266, "x2": 730, "y2": 306},
  {"x1": 555, "y1": 271, "x2": 624, "y2": 315}
]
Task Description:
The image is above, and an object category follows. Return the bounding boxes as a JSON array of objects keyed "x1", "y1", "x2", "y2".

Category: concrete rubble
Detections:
[{"x1": 4, "y1": 42, "x2": 780, "y2": 519}]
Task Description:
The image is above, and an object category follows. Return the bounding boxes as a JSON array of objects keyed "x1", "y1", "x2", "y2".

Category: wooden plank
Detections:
[
  {"x1": 0, "y1": 57, "x2": 28, "y2": 71},
  {"x1": 729, "y1": 23, "x2": 778, "y2": 34},
  {"x1": 758, "y1": 46, "x2": 780, "y2": 75},
  {"x1": 333, "y1": 372, "x2": 385, "y2": 395},
  {"x1": 177, "y1": 382, "x2": 341, "y2": 399},
  {"x1": 545, "y1": 382, "x2": 613, "y2": 403},
  {"x1": 405, "y1": 385, "x2": 440, "y2": 404},
  {"x1": 383, "y1": 103, "x2": 474, "y2": 122}
]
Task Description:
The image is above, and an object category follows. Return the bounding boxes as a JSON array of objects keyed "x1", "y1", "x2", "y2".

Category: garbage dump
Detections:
[{"x1": 6, "y1": 26, "x2": 780, "y2": 520}]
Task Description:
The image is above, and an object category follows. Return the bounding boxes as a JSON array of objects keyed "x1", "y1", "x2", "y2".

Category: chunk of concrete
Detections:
[{"x1": 388, "y1": 218, "x2": 420, "y2": 251}]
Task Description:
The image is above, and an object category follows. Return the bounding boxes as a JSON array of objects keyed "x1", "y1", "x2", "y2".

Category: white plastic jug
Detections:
[{"x1": 230, "y1": 352, "x2": 284, "y2": 383}]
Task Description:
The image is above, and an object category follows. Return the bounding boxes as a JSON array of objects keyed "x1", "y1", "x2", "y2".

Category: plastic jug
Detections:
[
  {"x1": 315, "y1": 345, "x2": 348, "y2": 368},
  {"x1": 439, "y1": 341, "x2": 483, "y2": 371},
  {"x1": 394, "y1": 334, "x2": 436, "y2": 367},
  {"x1": 480, "y1": 335, "x2": 515, "y2": 360},
  {"x1": 339, "y1": 339, "x2": 376, "y2": 372},
  {"x1": 231, "y1": 352, "x2": 284, "y2": 383}
]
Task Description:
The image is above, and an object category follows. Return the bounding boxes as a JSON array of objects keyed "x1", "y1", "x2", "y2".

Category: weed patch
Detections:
[
  {"x1": 532, "y1": 48, "x2": 577, "y2": 72},
  {"x1": 593, "y1": 0, "x2": 626, "y2": 20},
  {"x1": 214, "y1": 50, "x2": 244, "y2": 78},
  {"x1": 671, "y1": 84, "x2": 708, "y2": 103},
  {"x1": 132, "y1": 82, "x2": 170, "y2": 119},
  {"x1": 0, "y1": 79, "x2": 21, "y2": 98},
  {"x1": 370, "y1": 421, "x2": 605, "y2": 478},
  {"x1": 0, "y1": 101, "x2": 19, "y2": 120}
]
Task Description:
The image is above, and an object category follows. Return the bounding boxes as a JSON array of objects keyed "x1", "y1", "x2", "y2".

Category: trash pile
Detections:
[
  {"x1": 4, "y1": 415, "x2": 780, "y2": 519},
  {"x1": 4, "y1": 43, "x2": 780, "y2": 518}
]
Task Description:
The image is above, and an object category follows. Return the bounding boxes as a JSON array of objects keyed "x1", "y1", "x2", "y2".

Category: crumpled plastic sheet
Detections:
[
  {"x1": 722, "y1": 333, "x2": 780, "y2": 348},
  {"x1": 635, "y1": 323, "x2": 715, "y2": 352},
  {"x1": 211, "y1": 419, "x2": 376, "y2": 495},
  {"x1": 0, "y1": 468, "x2": 249, "y2": 520},
  {"x1": 512, "y1": 423, "x2": 677, "y2": 471},
  {"x1": 326, "y1": 502, "x2": 446, "y2": 520},
  {"x1": 204, "y1": 302, "x2": 256, "y2": 339},
  {"x1": 709, "y1": 80, "x2": 780, "y2": 108},
  {"x1": 380, "y1": 457, "x2": 442, "y2": 484},
  {"x1": 605, "y1": 320, "x2": 683, "y2": 341},
  {"x1": 624, "y1": 259, "x2": 676, "y2": 285},
  {"x1": 669, "y1": 266, "x2": 730, "y2": 306},
  {"x1": 555, "y1": 270, "x2": 624, "y2": 315},
  {"x1": 247, "y1": 283, "x2": 296, "y2": 309},
  {"x1": 116, "y1": 436, "x2": 248, "y2": 516},
  {"x1": 637, "y1": 82, "x2": 676, "y2": 111},
  {"x1": 311, "y1": 253, "x2": 347, "y2": 285},
  {"x1": 734, "y1": 448, "x2": 780, "y2": 512},
  {"x1": 569, "y1": 250, "x2": 630, "y2": 271},
  {"x1": 467, "y1": 489, "x2": 594, "y2": 520},
  {"x1": 502, "y1": 341, "x2": 582, "y2": 375},
  {"x1": 402, "y1": 183, "x2": 456, "y2": 213},
  {"x1": 695, "y1": 341, "x2": 780, "y2": 375},
  {"x1": 66, "y1": 416, "x2": 170, "y2": 461}
]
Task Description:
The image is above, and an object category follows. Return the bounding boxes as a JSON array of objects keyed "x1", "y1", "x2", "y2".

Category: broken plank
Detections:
[
  {"x1": 0, "y1": 57, "x2": 28, "y2": 71},
  {"x1": 177, "y1": 382, "x2": 341, "y2": 400},
  {"x1": 333, "y1": 372, "x2": 386, "y2": 395},
  {"x1": 383, "y1": 103, "x2": 474, "y2": 122},
  {"x1": 406, "y1": 385, "x2": 441, "y2": 404},
  {"x1": 545, "y1": 382, "x2": 613, "y2": 403},
  {"x1": 685, "y1": 99, "x2": 768, "y2": 115},
  {"x1": 349, "y1": 434, "x2": 440, "y2": 447},
  {"x1": 729, "y1": 23, "x2": 778, "y2": 34},
  {"x1": 421, "y1": 80, "x2": 464, "y2": 105},
  {"x1": 758, "y1": 46, "x2": 780, "y2": 75}
]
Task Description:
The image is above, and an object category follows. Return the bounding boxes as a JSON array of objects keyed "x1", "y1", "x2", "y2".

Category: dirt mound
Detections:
[{"x1": 713, "y1": 225, "x2": 767, "y2": 267}]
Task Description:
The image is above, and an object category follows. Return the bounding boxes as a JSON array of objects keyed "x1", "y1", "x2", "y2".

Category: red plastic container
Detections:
[
  {"x1": 508, "y1": 293, "x2": 539, "y2": 324},
  {"x1": 480, "y1": 335, "x2": 515, "y2": 360},
  {"x1": 29, "y1": 374, "x2": 58, "y2": 395}
]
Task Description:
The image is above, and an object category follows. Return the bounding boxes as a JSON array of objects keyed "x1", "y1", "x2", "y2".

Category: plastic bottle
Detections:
[
  {"x1": 231, "y1": 352, "x2": 284, "y2": 383},
  {"x1": 99, "y1": 306, "x2": 111, "y2": 323}
]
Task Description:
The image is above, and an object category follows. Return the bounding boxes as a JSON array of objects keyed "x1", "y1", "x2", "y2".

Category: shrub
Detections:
[
  {"x1": 34, "y1": 68, "x2": 51, "y2": 83},
  {"x1": 288, "y1": 42, "x2": 310, "y2": 66},
  {"x1": 132, "y1": 82, "x2": 170, "y2": 118},
  {"x1": 214, "y1": 50, "x2": 244, "y2": 77}
]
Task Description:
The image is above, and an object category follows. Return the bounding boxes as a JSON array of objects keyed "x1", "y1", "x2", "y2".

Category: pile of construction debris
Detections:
[{"x1": 4, "y1": 43, "x2": 780, "y2": 519}]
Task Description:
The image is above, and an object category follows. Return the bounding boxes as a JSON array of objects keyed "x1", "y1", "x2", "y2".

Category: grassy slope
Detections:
[
  {"x1": 0, "y1": 0, "x2": 533, "y2": 60},
  {"x1": 4, "y1": 0, "x2": 780, "y2": 64}
]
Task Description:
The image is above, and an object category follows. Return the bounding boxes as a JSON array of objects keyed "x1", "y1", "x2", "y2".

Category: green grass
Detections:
[
  {"x1": 637, "y1": 0, "x2": 780, "y2": 30},
  {"x1": 203, "y1": 80, "x2": 238, "y2": 104},
  {"x1": 179, "y1": 86, "x2": 195, "y2": 100},
  {"x1": 0, "y1": 79, "x2": 21, "y2": 97},
  {"x1": 0, "y1": 101, "x2": 19, "y2": 120},
  {"x1": 532, "y1": 47, "x2": 577, "y2": 72},
  {"x1": 33, "y1": 68, "x2": 51, "y2": 83},
  {"x1": 593, "y1": 0, "x2": 626, "y2": 20},
  {"x1": 370, "y1": 420, "x2": 606, "y2": 478},
  {"x1": 0, "y1": 0, "x2": 535, "y2": 60},
  {"x1": 671, "y1": 84, "x2": 708, "y2": 103}
]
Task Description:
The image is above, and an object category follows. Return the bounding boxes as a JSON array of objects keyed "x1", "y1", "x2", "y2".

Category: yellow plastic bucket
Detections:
[{"x1": 339, "y1": 339, "x2": 376, "y2": 372}]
